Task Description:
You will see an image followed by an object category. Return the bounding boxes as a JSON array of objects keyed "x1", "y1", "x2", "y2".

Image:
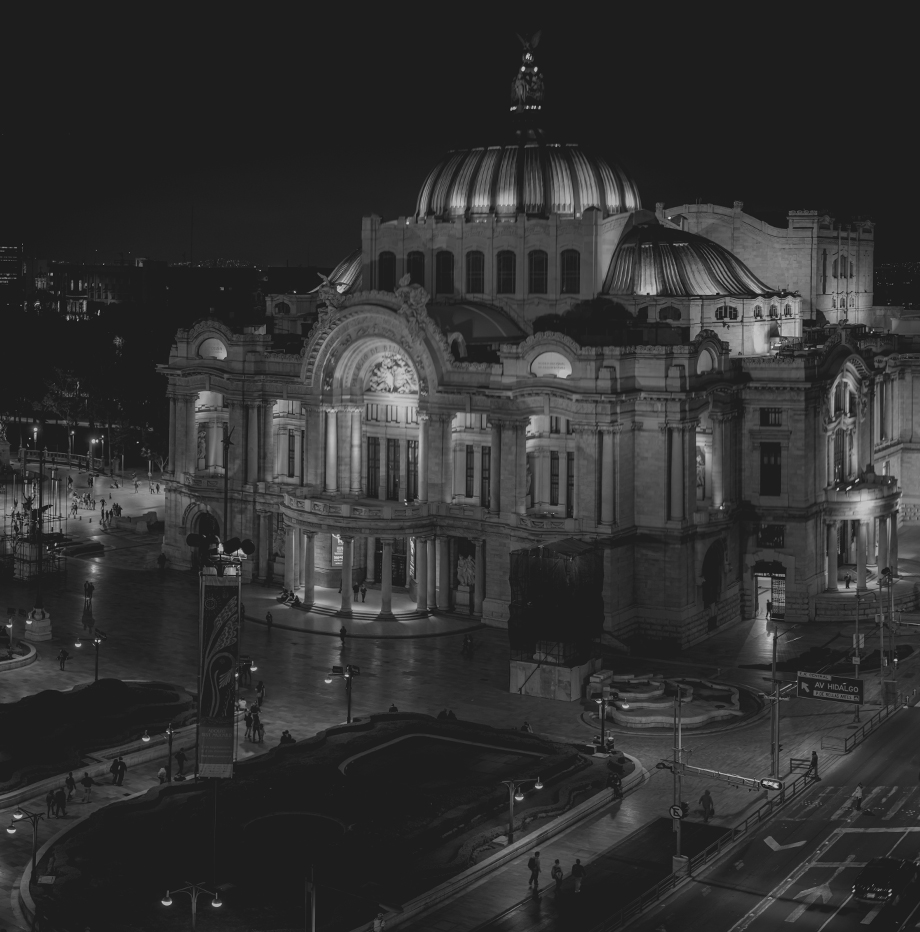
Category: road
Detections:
[{"x1": 627, "y1": 707, "x2": 920, "y2": 932}]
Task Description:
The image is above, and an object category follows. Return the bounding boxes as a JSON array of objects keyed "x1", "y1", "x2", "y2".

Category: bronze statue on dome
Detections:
[{"x1": 511, "y1": 31, "x2": 544, "y2": 109}]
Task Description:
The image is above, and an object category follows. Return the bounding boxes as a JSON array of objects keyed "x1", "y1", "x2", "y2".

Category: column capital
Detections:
[
  {"x1": 428, "y1": 412, "x2": 452, "y2": 425},
  {"x1": 418, "y1": 411, "x2": 430, "y2": 423},
  {"x1": 598, "y1": 423, "x2": 623, "y2": 435},
  {"x1": 469, "y1": 537, "x2": 484, "y2": 545},
  {"x1": 378, "y1": 536, "x2": 396, "y2": 545},
  {"x1": 570, "y1": 423, "x2": 598, "y2": 436},
  {"x1": 340, "y1": 533, "x2": 354, "y2": 543},
  {"x1": 344, "y1": 404, "x2": 362, "y2": 415}
]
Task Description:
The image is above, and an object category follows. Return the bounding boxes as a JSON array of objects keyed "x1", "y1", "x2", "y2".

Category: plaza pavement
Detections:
[{"x1": 2, "y1": 467, "x2": 920, "y2": 931}]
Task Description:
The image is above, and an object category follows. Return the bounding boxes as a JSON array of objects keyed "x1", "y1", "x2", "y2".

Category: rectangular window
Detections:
[
  {"x1": 566, "y1": 452, "x2": 575, "y2": 518},
  {"x1": 833, "y1": 429, "x2": 844, "y2": 481},
  {"x1": 367, "y1": 436, "x2": 380, "y2": 498},
  {"x1": 465, "y1": 444, "x2": 475, "y2": 498},
  {"x1": 528, "y1": 250, "x2": 548, "y2": 294},
  {"x1": 386, "y1": 405, "x2": 398, "y2": 423},
  {"x1": 287, "y1": 429, "x2": 296, "y2": 477},
  {"x1": 481, "y1": 446, "x2": 491, "y2": 507},
  {"x1": 466, "y1": 251, "x2": 484, "y2": 293},
  {"x1": 760, "y1": 407, "x2": 782, "y2": 426},
  {"x1": 566, "y1": 419, "x2": 574, "y2": 435},
  {"x1": 760, "y1": 442, "x2": 782, "y2": 496},
  {"x1": 386, "y1": 438, "x2": 400, "y2": 500},
  {"x1": 550, "y1": 416, "x2": 560, "y2": 434},
  {"x1": 407, "y1": 440, "x2": 418, "y2": 501},
  {"x1": 550, "y1": 451, "x2": 559, "y2": 506},
  {"x1": 560, "y1": 249, "x2": 580, "y2": 294},
  {"x1": 496, "y1": 251, "x2": 516, "y2": 294},
  {"x1": 300, "y1": 429, "x2": 305, "y2": 483},
  {"x1": 756, "y1": 524, "x2": 786, "y2": 548},
  {"x1": 365, "y1": 404, "x2": 379, "y2": 422},
  {"x1": 407, "y1": 407, "x2": 419, "y2": 424}
]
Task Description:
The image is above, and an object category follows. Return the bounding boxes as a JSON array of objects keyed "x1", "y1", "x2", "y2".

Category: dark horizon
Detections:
[{"x1": 7, "y1": 12, "x2": 913, "y2": 267}]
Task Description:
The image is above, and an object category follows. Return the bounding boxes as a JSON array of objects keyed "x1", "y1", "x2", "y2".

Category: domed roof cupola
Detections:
[
  {"x1": 603, "y1": 216, "x2": 776, "y2": 298},
  {"x1": 415, "y1": 35, "x2": 640, "y2": 222}
]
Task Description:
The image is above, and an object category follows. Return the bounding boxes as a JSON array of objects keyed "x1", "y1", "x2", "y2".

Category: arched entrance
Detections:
[{"x1": 752, "y1": 559, "x2": 786, "y2": 620}]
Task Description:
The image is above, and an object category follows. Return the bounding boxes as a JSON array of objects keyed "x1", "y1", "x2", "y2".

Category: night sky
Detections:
[{"x1": 8, "y1": 11, "x2": 912, "y2": 266}]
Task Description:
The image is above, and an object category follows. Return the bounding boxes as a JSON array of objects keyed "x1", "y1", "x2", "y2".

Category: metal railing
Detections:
[{"x1": 820, "y1": 690, "x2": 916, "y2": 753}]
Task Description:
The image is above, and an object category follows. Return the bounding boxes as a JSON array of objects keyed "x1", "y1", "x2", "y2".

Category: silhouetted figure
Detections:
[
  {"x1": 339, "y1": 625, "x2": 347, "y2": 647},
  {"x1": 58, "y1": 649, "x2": 69, "y2": 671},
  {"x1": 175, "y1": 748, "x2": 187, "y2": 775},
  {"x1": 279, "y1": 730, "x2": 295, "y2": 745},
  {"x1": 571, "y1": 858, "x2": 586, "y2": 892},
  {"x1": 700, "y1": 789, "x2": 715, "y2": 822},
  {"x1": 389, "y1": 703, "x2": 398, "y2": 712},
  {"x1": 361, "y1": 584, "x2": 368, "y2": 602},
  {"x1": 265, "y1": 611, "x2": 273, "y2": 631}
]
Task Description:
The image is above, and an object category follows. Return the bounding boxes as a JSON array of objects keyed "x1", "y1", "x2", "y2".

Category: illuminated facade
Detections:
[{"x1": 160, "y1": 43, "x2": 918, "y2": 649}]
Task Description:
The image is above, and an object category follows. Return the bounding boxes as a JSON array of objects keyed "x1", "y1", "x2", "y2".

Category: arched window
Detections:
[
  {"x1": 273, "y1": 301, "x2": 290, "y2": 315},
  {"x1": 753, "y1": 304, "x2": 764, "y2": 319},
  {"x1": 637, "y1": 306, "x2": 649, "y2": 322},
  {"x1": 378, "y1": 251, "x2": 396, "y2": 292},
  {"x1": 769, "y1": 304, "x2": 779, "y2": 318},
  {"x1": 849, "y1": 295, "x2": 855, "y2": 307},
  {"x1": 658, "y1": 306, "x2": 681, "y2": 321},
  {"x1": 560, "y1": 249, "x2": 580, "y2": 294},
  {"x1": 783, "y1": 303, "x2": 792, "y2": 317},
  {"x1": 496, "y1": 250, "x2": 516, "y2": 294},
  {"x1": 832, "y1": 297, "x2": 837, "y2": 309},
  {"x1": 198, "y1": 338, "x2": 228, "y2": 360},
  {"x1": 435, "y1": 251, "x2": 454, "y2": 295},
  {"x1": 528, "y1": 249, "x2": 548, "y2": 294},
  {"x1": 406, "y1": 251, "x2": 425, "y2": 287},
  {"x1": 466, "y1": 251, "x2": 484, "y2": 293},
  {"x1": 715, "y1": 305, "x2": 738, "y2": 321}
]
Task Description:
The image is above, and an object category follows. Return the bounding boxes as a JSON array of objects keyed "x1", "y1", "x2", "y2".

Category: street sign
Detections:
[
  {"x1": 852, "y1": 634, "x2": 865, "y2": 649},
  {"x1": 761, "y1": 778, "x2": 784, "y2": 791},
  {"x1": 669, "y1": 804, "x2": 684, "y2": 819},
  {"x1": 797, "y1": 671, "x2": 863, "y2": 704}
]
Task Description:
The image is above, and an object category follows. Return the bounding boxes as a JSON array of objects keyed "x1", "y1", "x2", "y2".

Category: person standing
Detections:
[
  {"x1": 551, "y1": 859, "x2": 564, "y2": 892},
  {"x1": 361, "y1": 583, "x2": 367, "y2": 602},
  {"x1": 46, "y1": 789, "x2": 55, "y2": 819},
  {"x1": 339, "y1": 625, "x2": 347, "y2": 647},
  {"x1": 256, "y1": 681, "x2": 266, "y2": 706},
  {"x1": 80, "y1": 772, "x2": 93, "y2": 803},
  {"x1": 252, "y1": 707, "x2": 264, "y2": 743},
  {"x1": 844, "y1": 573, "x2": 852, "y2": 589},
  {"x1": 265, "y1": 611, "x2": 273, "y2": 632},
  {"x1": 116, "y1": 757, "x2": 127, "y2": 786},
  {"x1": 700, "y1": 789, "x2": 715, "y2": 822},
  {"x1": 527, "y1": 851, "x2": 541, "y2": 889},
  {"x1": 851, "y1": 783, "x2": 864, "y2": 810},
  {"x1": 65, "y1": 772, "x2": 76, "y2": 801},
  {"x1": 58, "y1": 649, "x2": 70, "y2": 671},
  {"x1": 765, "y1": 600, "x2": 773, "y2": 621},
  {"x1": 175, "y1": 748, "x2": 187, "y2": 776},
  {"x1": 352, "y1": 581, "x2": 360, "y2": 602},
  {"x1": 571, "y1": 858, "x2": 586, "y2": 893},
  {"x1": 810, "y1": 751, "x2": 819, "y2": 779},
  {"x1": 244, "y1": 707, "x2": 253, "y2": 740},
  {"x1": 54, "y1": 786, "x2": 67, "y2": 818},
  {"x1": 109, "y1": 759, "x2": 120, "y2": 784}
]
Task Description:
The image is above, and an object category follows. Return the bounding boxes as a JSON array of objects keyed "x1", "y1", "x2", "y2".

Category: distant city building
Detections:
[{"x1": 160, "y1": 41, "x2": 918, "y2": 654}]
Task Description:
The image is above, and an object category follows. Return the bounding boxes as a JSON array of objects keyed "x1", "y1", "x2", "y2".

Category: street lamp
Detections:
[
  {"x1": 161, "y1": 881, "x2": 222, "y2": 930},
  {"x1": 770, "y1": 622, "x2": 801, "y2": 777},
  {"x1": 325, "y1": 664, "x2": 360, "y2": 723},
  {"x1": 75, "y1": 629, "x2": 107, "y2": 682},
  {"x1": 593, "y1": 691, "x2": 628, "y2": 752},
  {"x1": 6, "y1": 617, "x2": 13, "y2": 660},
  {"x1": 879, "y1": 567, "x2": 898, "y2": 702},
  {"x1": 6, "y1": 807, "x2": 44, "y2": 878},
  {"x1": 143, "y1": 721, "x2": 176, "y2": 782},
  {"x1": 500, "y1": 776, "x2": 543, "y2": 844},
  {"x1": 68, "y1": 430, "x2": 74, "y2": 464}
]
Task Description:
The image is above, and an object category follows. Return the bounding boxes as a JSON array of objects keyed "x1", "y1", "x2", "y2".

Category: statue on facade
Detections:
[
  {"x1": 394, "y1": 273, "x2": 431, "y2": 340},
  {"x1": 511, "y1": 31, "x2": 545, "y2": 110},
  {"x1": 366, "y1": 353, "x2": 417, "y2": 394},
  {"x1": 696, "y1": 447, "x2": 706, "y2": 497},
  {"x1": 197, "y1": 427, "x2": 207, "y2": 463},
  {"x1": 457, "y1": 554, "x2": 475, "y2": 588},
  {"x1": 317, "y1": 272, "x2": 348, "y2": 325}
]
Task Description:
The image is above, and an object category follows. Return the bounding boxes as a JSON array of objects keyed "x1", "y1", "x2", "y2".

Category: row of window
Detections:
[
  {"x1": 365, "y1": 404, "x2": 419, "y2": 424},
  {"x1": 831, "y1": 296, "x2": 856, "y2": 308},
  {"x1": 367, "y1": 437, "x2": 419, "y2": 501},
  {"x1": 714, "y1": 304, "x2": 793, "y2": 320},
  {"x1": 378, "y1": 249, "x2": 581, "y2": 296}
]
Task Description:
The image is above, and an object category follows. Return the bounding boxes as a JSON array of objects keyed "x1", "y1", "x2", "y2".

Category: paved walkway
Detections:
[{"x1": 2, "y1": 470, "x2": 920, "y2": 931}]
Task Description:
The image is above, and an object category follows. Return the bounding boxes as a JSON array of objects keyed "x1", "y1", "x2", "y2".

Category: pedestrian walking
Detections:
[
  {"x1": 252, "y1": 708, "x2": 264, "y2": 743},
  {"x1": 551, "y1": 859, "x2": 564, "y2": 891},
  {"x1": 109, "y1": 759, "x2": 120, "y2": 784},
  {"x1": 46, "y1": 789, "x2": 55, "y2": 818},
  {"x1": 851, "y1": 783, "x2": 864, "y2": 810},
  {"x1": 373, "y1": 914, "x2": 387, "y2": 932},
  {"x1": 54, "y1": 787, "x2": 67, "y2": 818},
  {"x1": 339, "y1": 625, "x2": 347, "y2": 647},
  {"x1": 265, "y1": 611, "x2": 273, "y2": 632},
  {"x1": 65, "y1": 772, "x2": 76, "y2": 800},
  {"x1": 58, "y1": 648, "x2": 70, "y2": 671},
  {"x1": 765, "y1": 599, "x2": 773, "y2": 620},
  {"x1": 157, "y1": 552, "x2": 167, "y2": 575},
  {"x1": 80, "y1": 772, "x2": 93, "y2": 802},
  {"x1": 352, "y1": 581, "x2": 360, "y2": 602},
  {"x1": 116, "y1": 757, "x2": 127, "y2": 786},
  {"x1": 361, "y1": 584, "x2": 367, "y2": 602},
  {"x1": 134, "y1": 479, "x2": 139, "y2": 493},
  {"x1": 700, "y1": 789, "x2": 715, "y2": 822},
  {"x1": 158, "y1": 767, "x2": 167, "y2": 784},
  {"x1": 845, "y1": 572, "x2": 852, "y2": 589},
  {"x1": 810, "y1": 750, "x2": 820, "y2": 779},
  {"x1": 175, "y1": 748, "x2": 187, "y2": 776},
  {"x1": 156, "y1": 483, "x2": 160, "y2": 494},
  {"x1": 571, "y1": 858, "x2": 586, "y2": 893},
  {"x1": 527, "y1": 851, "x2": 541, "y2": 889},
  {"x1": 245, "y1": 708, "x2": 253, "y2": 740},
  {"x1": 256, "y1": 680, "x2": 266, "y2": 705}
]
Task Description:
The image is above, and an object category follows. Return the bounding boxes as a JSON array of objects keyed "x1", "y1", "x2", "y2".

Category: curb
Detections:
[{"x1": 0, "y1": 640, "x2": 38, "y2": 672}]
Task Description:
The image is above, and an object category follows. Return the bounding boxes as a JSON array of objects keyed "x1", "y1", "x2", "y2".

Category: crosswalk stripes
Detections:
[
  {"x1": 807, "y1": 785, "x2": 920, "y2": 821},
  {"x1": 883, "y1": 785, "x2": 919, "y2": 820}
]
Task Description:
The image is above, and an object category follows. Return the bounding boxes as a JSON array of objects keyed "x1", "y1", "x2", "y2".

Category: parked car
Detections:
[{"x1": 852, "y1": 857, "x2": 918, "y2": 904}]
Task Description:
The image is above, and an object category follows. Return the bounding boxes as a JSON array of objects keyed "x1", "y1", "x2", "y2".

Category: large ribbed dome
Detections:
[
  {"x1": 415, "y1": 141, "x2": 640, "y2": 221},
  {"x1": 603, "y1": 219, "x2": 776, "y2": 297}
]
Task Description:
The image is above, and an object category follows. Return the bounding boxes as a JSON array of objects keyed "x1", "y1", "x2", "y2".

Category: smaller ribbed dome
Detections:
[
  {"x1": 416, "y1": 141, "x2": 640, "y2": 221},
  {"x1": 603, "y1": 219, "x2": 776, "y2": 297}
]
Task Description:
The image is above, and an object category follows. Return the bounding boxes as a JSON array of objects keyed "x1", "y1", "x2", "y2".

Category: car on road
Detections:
[{"x1": 852, "y1": 857, "x2": 919, "y2": 904}]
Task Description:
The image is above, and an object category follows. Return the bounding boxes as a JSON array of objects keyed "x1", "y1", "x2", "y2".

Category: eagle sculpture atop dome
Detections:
[{"x1": 511, "y1": 30, "x2": 544, "y2": 112}]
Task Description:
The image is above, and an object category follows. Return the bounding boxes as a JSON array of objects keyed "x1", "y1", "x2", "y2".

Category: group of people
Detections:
[
  {"x1": 436, "y1": 708, "x2": 458, "y2": 721},
  {"x1": 526, "y1": 851, "x2": 588, "y2": 894},
  {"x1": 108, "y1": 757, "x2": 129, "y2": 785},
  {"x1": 244, "y1": 682, "x2": 267, "y2": 742}
]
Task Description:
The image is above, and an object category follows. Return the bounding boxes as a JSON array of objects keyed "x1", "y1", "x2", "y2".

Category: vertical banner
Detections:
[{"x1": 198, "y1": 572, "x2": 240, "y2": 778}]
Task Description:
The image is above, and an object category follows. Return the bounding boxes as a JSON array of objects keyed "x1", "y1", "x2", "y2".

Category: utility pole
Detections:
[
  {"x1": 221, "y1": 427, "x2": 234, "y2": 539},
  {"x1": 853, "y1": 587, "x2": 861, "y2": 722},
  {"x1": 673, "y1": 690, "x2": 683, "y2": 858}
]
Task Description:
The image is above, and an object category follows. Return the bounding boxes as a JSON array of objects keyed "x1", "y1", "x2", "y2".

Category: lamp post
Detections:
[
  {"x1": 68, "y1": 429, "x2": 74, "y2": 465},
  {"x1": 6, "y1": 617, "x2": 13, "y2": 660},
  {"x1": 6, "y1": 807, "x2": 44, "y2": 879},
  {"x1": 879, "y1": 567, "x2": 897, "y2": 702},
  {"x1": 853, "y1": 587, "x2": 862, "y2": 723},
  {"x1": 75, "y1": 629, "x2": 107, "y2": 682},
  {"x1": 593, "y1": 691, "x2": 627, "y2": 751},
  {"x1": 100, "y1": 435, "x2": 105, "y2": 473},
  {"x1": 324, "y1": 664, "x2": 361, "y2": 724},
  {"x1": 161, "y1": 881, "x2": 222, "y2": 931},
  {"x1": 500, "y1": 776, "x2": 543, "y2": 844},
  {"x1": 770, "y1": 622, "x2": 800, "y2": 777},
  {"x1": 143, "y1": 721, "x2": 175, "y2": 782}
]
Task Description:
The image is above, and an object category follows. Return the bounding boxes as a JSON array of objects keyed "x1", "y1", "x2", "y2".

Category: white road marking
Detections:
[
  {"x1": 786, "y1": 857, "x2": 853, "y2": 923},
  {"x1": 735, "y1": 860, "x2": 745, "y2": 869},
  {"x1": 861, "y1": 904, "x2": 883, "y2": 925},
  {"x1": 766, "y1": 836, "x2": 806, "y2": 851},
  {"x1": 884, "y1": 786, "x2": 919, "y2": 821}
]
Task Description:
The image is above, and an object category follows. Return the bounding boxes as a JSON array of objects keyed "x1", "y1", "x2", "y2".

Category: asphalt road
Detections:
[{"x1": 627, "y1": 707, "x2": 920, "y2": 932}]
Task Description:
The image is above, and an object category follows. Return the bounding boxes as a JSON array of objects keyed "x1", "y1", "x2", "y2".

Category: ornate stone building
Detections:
[{"x1": 159, "y1": 41, "x2": 918, "y2": 649}]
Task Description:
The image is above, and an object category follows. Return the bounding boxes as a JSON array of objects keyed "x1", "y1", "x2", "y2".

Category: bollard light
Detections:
[
  {"x1": 142, "y1": 731, "x2": 151, "y2": 743},
  {"x1": 534, "y1": 777, "x2": 543, "y2": 790}
]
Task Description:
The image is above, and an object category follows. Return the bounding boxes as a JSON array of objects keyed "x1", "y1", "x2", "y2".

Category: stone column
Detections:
[
  {"x1": 600, "y1": 428, "x2": 614, "y2": 524},
  {"x1": 827, "y1": 521, "x2": 839, "y2": 591},
  {"x1": 489, "y1": 420, "x2": 501, "y2": 513},
  {"x1": 437, "y1": 536, "x2": 450, "y2": 610},
  {"x1": 711, "y1": 415, "x2": 724, "y2": 509},
  {"x1": 284, "y1": 525, "x2": 297, "y2": 589},
  {"x1": 856, "y1": 520, "x2": 867, "y2": 589},
  {"x1": 261, "y1": 401, "x2": 274, "y2": 482},
  {"x1": 669, "y1": 425, "x2": 685, "y2": 521},
  {"x1": 349, "y1": 407, "x2": 362, "y2": 494},
  {"x1": 257, "y1": 512, "x2": 272, "y2": 580},
  {"x1": 366, "y1": 535, "x2": 376, "y2": 582},
  {"x1": 868, "y1": 516, "x2": 877, "y2": 566},
  {"x1": 186, "y1": 395, "x2": 198, "y2": 476},
  {"x1": 324, "y1": 407, "x2": 338, "y2": 493},
  {"x1": 168, "y1": 395, "x2": 177, "y2": 477},
  {"x1": 416, "y1": 536, "x2": 429, "y2": 611},
  {"x1": 340, "y1": 535, "x2": 353, "y2": 613},
  {"x1": 890, "y1": 512, "x2": 899, "y2": 575},
  {"x1": 245, "y1": 404, "x2": 259, "y2": 484},
  {"x1": 380, "y1": 538, "x2": 393, "y2": 614},
  {"x1": 473, "y1": 538, "x2": 484, "y2": 615},
  {"x1": 302, "y1": 531, "x2": 315, "y2": 606},
  {"x1": 878, "y1": 515, "x2": 889, "y2": 572},
  {"x1": 427, "y1": 537, "x2": 436, "y2": 608},
  {"x1": 540, "y1": 450, "x2": 551, "y2": 508},
  {"x1": 418, "y1": 414, "x2": 429, "y2": 502},
  {"x1": 399, "y1": 438, "x2": 409, "y2": 503},
  {"x1": 228, "y1": 401, "x2": 245, "y2": 483}
]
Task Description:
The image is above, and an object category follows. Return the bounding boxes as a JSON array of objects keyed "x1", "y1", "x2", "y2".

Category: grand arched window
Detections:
[
  {"x1": 378, "y1": 251, "x2": 396, "y2": 292},
  {"x1": 560, "y1": 249, "x2": 580, "y2": 294},
  {"x1": 406, "y1": 251, "x2": 425, "y2": 287},
  {"x1": 496, "y1": 250, "x2": 516, "y2": 294},
  {"x1": 528, "y1": 249, "x2": 548, "y2": 294},
  {"x1": 466, "y1": 251, "x2": 484, "y2": 293},
  {"x1": 659, "y1": 306, "x2": 681, "y2": 321},
  {"x1": 435, "y1": 251, "x2": 455, "y2": 295}
]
